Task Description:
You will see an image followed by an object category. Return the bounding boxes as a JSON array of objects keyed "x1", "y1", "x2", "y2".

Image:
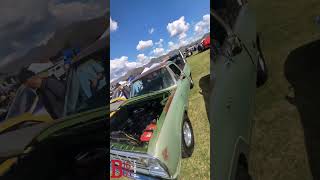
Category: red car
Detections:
[{"x1": 201, "y1": 36, "x2": 210, "y2": 50}]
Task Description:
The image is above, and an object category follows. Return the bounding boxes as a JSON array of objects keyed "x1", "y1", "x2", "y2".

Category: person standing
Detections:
[{"x1": 18, "y1": 68, "x2": 66, "y2": 119}]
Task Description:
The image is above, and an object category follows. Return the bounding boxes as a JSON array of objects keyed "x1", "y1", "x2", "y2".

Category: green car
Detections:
[
  {"x1": 110, "y1": 52, "x2": 194, "y2": 180},
  {"x1": 0, "y1": 37, "x2": 107, "y2": 180},
  {"x1": 210, "y1": 1, "x2": 268, "y2": 180}
]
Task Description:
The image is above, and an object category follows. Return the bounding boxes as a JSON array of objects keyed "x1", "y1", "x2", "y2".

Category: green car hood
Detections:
[
  {"x1": 110, "y1": 86, "x2": 176, "y2": 154},
  {"x1": 0, "y1": 106, "x2": 106, "y2": 159}
]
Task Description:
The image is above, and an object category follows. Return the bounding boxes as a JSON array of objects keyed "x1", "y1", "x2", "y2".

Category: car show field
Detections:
[{"x1": 249, "y1": 0, "x2": 320, "y2": 179}]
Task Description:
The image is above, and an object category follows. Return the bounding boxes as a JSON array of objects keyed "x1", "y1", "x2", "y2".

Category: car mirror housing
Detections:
[
  {"x1": 226, "y1": 35, "x2": 243, "y2": 56},
  {"x1": 179, "y1": 73, "x2": 186, "y2": 80}
]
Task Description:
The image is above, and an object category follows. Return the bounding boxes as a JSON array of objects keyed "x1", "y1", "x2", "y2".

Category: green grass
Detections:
[
  {"x1": 180, "y1": 50, "x2": 210, "y2": 180},
  {"x1": 248, "y1": 1, "x2": 320, "y2": 179}
]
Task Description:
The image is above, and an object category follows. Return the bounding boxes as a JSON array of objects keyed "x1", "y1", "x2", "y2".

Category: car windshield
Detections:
[
  {"x1": 6, "y1": 85, "x2": 37, "y2": 119},
  {"x1": 64, "y1": 59, "x2": 107, "y2": 115},
  {"x1": 130, "y1": 67, "x2": 175, "y2": 97}
]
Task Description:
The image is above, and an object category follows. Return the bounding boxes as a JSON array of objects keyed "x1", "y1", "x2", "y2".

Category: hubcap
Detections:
[
  {"x1": 183, "y1": 122, "x2": 192, "y2": 147},
  {"x1": 258, "y1": 52, "x2": 265, "y2": 71}
]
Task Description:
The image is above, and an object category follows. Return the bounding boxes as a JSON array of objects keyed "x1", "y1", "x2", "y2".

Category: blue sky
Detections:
[{"x1": 110, "y1": 0, "x2": 209, "y2": 81}]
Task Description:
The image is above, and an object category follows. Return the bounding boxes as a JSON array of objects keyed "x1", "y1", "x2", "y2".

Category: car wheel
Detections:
[
  {"x1": 235, "y1": 155, "x2": 252, "y2": 180},
  {"x1": 190, "y1": 75, "x2": 194, "y2": 89},
  {"x1": 181, "y1": 114, "x2": 194, "y2": 158},
  {"x1": 256, "y1": 36, "x2": 268, "y2": 87},
  {"x1": 235, "y1": 163, "x2": 252, "y2": 180}
]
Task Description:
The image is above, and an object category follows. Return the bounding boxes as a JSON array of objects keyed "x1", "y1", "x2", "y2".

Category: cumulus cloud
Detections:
[
  {"x1": 167, "y1": 16, "x2": 190, "y2": 39},
  {"x1": 194, "y1": 14, "x2": 210, "y2": 35},
  {"x1": 148, "y1": 27, "x2": 154, "y2": 34},
  {"x1": 168, "y1": 41, "x2": 179, "y2": 51},
  {"x1": 152, "y1": 47, "x2": 165, "y2": 57},
  {"x1": 137, "y1": 53, "x2": 151, "y2": 64},
  {"x1": 136, "y1": 40, "x2": 153, "y2": 50},
  {"x1": 110, "y1": 17, "x2": 118, "y2": 32},
  {"x1": 110, "y1": 56, "x2": 143, "y2": 82},
  {"x1": 49, "y1": 1, "x2": 106, "y2": 25},
  {"x1": 0, "y1": 0, "x2": 107, "y2": 70},
  {"x1": 155, "y1": 39, "x2": 164, "y2": 47}
]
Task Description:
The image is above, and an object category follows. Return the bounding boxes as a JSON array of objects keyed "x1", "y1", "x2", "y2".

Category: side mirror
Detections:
[
  {"x1": 179, "y1": 73, "x2": 186, "y2": 80},
  {"x1": 226, "y1": 35, "x2": 243, "y2": 56}
]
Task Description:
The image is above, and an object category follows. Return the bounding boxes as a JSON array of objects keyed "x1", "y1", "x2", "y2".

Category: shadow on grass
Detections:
[
  {"x1": 199, "y1": 74, "x2": 211, "y2": 124},
  {"x1": 284, "y1": 40, "x2": 320, "y2": 179}
]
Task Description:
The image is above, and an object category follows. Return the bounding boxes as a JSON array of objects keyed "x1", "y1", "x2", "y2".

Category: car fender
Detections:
[
  {"x1": 150, "y1": 88, "x2": 187, "y2": 178},
  {"x1": 228, "y1": 136, "x2": 250, "y2": 180}
]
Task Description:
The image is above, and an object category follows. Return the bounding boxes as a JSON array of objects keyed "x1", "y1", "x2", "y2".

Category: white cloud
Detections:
[
  {"x1": 110, "y1": 17, "x2": 118, "y2": 32},
  {"x1": 168, "y1": 41, "x2": 179, "y2": 51},
  {"x1": 0, "y1": 52, "x2": 22, "y2": 68},
  {"x1": 110, "y1": 56, "x2": 142, "y2": 82},
  {"x1": 136, "y1": 40, "x2": 153, "y2": 51},
  {"x1": 155, "y1": 39, "x2": 164, "y2": 47},
  {"x1": 194, "y1": 14, "x2": 210, "y2": 35},
  {"x1": 137, "y1": 53, "x2": 151, "y2": 64},
  {"x1": 152, "y1": 47, "x2": 165, "y2": 57},
  {"x1": 167, "y1": 16, "x2": 190, "y2": 39},
  {"x1": 37, "y1": 32, "x2": 54, "y2": 46},
  {"x1": 148, "y1": 28, "x2": 155, "y2": 34},
  {"x1": 49, "y1": 1, "x2": 104, "y2": 24}
]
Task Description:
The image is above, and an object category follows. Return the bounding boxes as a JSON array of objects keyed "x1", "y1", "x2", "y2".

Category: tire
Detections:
[
  {"x1": 235, "y1": 156, "x2": 252, "y2": 180},
  {"x1": 256, "y1": 36, "x2": 268, "y2": 87},
  {"x1": 181, "y1": 114, "x2": 195, "y2": 158},
  {"x1": 190, "y1": 75, "x2": 194, "y2": 89},
  {"x1": 235, "y1": 163, "x2": 252, "y2": 180}
]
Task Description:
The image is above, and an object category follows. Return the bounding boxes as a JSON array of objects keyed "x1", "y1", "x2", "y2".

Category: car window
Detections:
[
  {"x1": 168, "y1": 64, "x2": 182, "y2": 80},
  {"x1": 168, "y1": 54, "x2": 185, "y2": 70},
  {"x1": 214, "y1": 0, "x2": 242, "y2": 28},
  {"x1": 6, "y1": 86, "x2": 37, "y2": 119},
  {"x1": 211, "y1": 16, "x2": 228, "y2": 46},
  {"x1": 64, "y1": 59, "x2": 107, "y2": 115},
  {"x1": 130, "y1": 68, "x2": 175, "y2": 97}
]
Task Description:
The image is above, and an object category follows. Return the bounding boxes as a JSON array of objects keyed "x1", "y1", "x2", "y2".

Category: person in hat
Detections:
[{"x1": 18, "y1": 67, "x2": 66, "y2": 119}]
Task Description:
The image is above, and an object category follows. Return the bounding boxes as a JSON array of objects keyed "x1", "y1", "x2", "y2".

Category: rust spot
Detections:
[
  {"x1": 162, "y1": 147, "x2": 169, "y2": 161},
  {"x1": 163, "y1": 90, "x2": 175, "y2": 113}
]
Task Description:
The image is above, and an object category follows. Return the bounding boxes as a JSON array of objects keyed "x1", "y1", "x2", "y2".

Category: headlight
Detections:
[
  {"x1": 139, "y1": 157, "x2": 170, "y2": 179},
  {"x1": 110, "y1": 150, "x2": 171, "y2": 179}
]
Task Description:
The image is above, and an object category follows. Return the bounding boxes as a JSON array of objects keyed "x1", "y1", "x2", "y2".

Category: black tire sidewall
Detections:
[
  {"x1": 181, "y1": 115, "x2": 195, "y2": 158},
  {"x1": 190, "y1": 75, "x2": 194, "y2": 89},
  {"x1": 256, "y1": 37, "x2": 268, "y2": 87}
]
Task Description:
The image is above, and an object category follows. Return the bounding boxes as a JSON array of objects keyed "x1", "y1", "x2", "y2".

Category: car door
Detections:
[
  {"x1": 210, "y1": 5, "x2": 257, "y2": 180},
  {"x1": 168, "y1": 63, "x2": 190, "y2": 106}
]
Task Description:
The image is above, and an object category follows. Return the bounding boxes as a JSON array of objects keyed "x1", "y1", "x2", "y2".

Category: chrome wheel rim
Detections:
[
  {"x1": 183, "y1": 122, "x2": 192, "y2": 147},
  {"x1": 258, "y1": 52, "x2": 265, "y2": 71}
]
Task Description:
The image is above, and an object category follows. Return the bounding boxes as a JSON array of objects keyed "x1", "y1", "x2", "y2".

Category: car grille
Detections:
[{"x1": 110, "y1": 152, "x2": 150, "y2": 175}]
